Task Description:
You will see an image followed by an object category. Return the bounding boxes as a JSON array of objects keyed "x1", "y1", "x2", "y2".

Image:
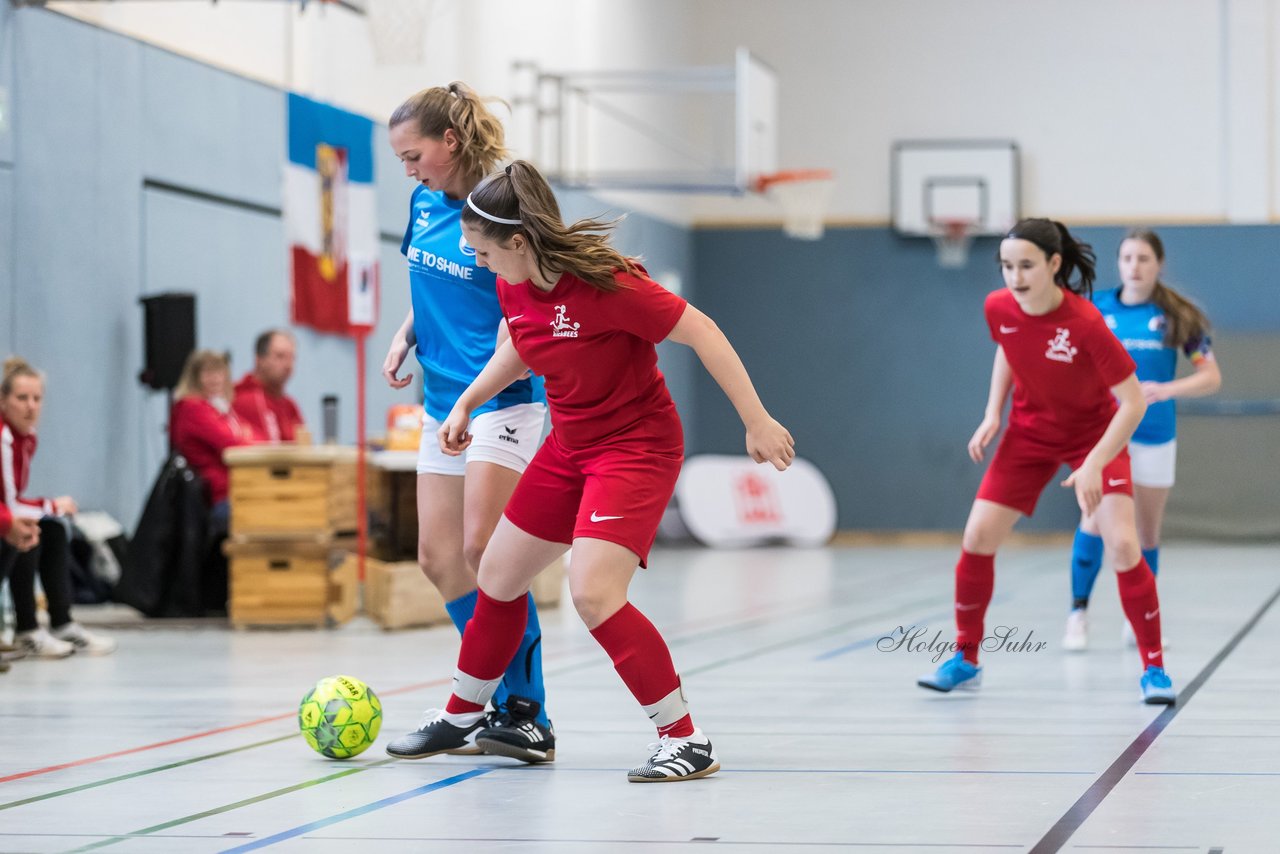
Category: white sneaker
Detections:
[
  {"x1": 15, "y1": 628, "x2": 76, "y2": 659},
  {"x1": 1062, "y1": 608, "x2": 1088, "y2": 652},
  {"x1": 627, "y1": 728, "x2": 720, "y2": 783},
  {"x1": 52, "y1": 622, "x2": 117, "y2": 656}
]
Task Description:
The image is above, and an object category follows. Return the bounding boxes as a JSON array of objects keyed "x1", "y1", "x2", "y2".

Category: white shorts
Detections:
[
  {"x1": 1129, "y1": 439, "x2": 1177, "y2": 489},
  {"x1": 416, "y1": 402, "x2": 547, "y2": 476}
]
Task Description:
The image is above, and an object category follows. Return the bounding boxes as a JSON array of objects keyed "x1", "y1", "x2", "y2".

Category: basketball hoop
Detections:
[
  {"x1": 929, "y1": 218, "x2": 978, "y2": 268},
  {"x1": 755, "y1": 170, "x2": 835, "y2": 240},
  {"x1": 363, "y1": 0, "x2": 429, "y2": 65}
]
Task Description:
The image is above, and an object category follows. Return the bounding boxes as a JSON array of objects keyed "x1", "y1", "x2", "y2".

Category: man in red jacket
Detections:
[{"x1": 232, "y1": 329, "x2": 305, "y2": 443}]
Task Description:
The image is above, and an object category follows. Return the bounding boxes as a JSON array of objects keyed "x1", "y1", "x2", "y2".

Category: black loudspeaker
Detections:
[{"x1": 138, "y1": 293, "x2": 196, "y2": 391}]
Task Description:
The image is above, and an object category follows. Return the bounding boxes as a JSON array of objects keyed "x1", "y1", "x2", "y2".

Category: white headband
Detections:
[{"x1": 466, "y1": 195, "x2": 522, "y2": 225}]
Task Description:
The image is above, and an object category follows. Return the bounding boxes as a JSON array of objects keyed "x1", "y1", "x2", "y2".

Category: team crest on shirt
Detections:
[
  {"x1": 415, "y1": 208, "x2": 431, "y2": 229},
  {"x1": 1148, "y1": 314, "x2": 1165, "y2": 332},
  {"x1": 1045, "y1": 328, "x2": 1078, "y2": 363},
  {"x1": 458, "y1": 235, "x2": 476, "y2": 257},
  {"x1": 551, "y1": 305, "x2": 580, "y2": 338}
]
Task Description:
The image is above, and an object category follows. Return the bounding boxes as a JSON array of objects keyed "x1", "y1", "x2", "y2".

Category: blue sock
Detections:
[
  {"x1": 1142, "y1": 546, "x2": 1160, "y2": 577},
  {"x1": 1070, "y1": 528, "x2": 1105, "y2": 608},
  {"x1": 444, "y1": 590, "x2": 549, "y2": 726}
]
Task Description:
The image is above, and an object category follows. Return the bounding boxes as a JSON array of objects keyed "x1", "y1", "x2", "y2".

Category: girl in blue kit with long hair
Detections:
[
  {"x1": 380, "y1": 83, "x2": 554, "y2": 763},
  {"x1": 1061, "y1": 228, "x2": 1222, "y2": 651}
]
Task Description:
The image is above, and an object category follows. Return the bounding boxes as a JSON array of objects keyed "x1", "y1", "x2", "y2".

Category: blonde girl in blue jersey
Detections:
[
  {"x1": 1063, "y1": 228, "x2": 1222, "y2": 651},
  {"x1": 380, "y1": 83, "x2": 555, "y2": 762}
]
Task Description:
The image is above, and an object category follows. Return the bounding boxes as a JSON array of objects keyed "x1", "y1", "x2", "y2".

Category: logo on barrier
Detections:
[{"x1": 734, "y1": 473, "x2": 781, "y2": 525}]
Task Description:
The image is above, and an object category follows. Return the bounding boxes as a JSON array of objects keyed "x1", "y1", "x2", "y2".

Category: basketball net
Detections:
[
  {"x1": 929, "y1": 219, "x2": 977, "y2": 268},
  {"x1": 365, "y1": 0, "x2": 430, "y2": 65},
  {"x1": 756, "y1": 170, "x2": 835, "y2": 240}
]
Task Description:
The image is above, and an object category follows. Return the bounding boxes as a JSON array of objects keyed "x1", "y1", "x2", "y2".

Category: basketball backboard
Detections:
[
  {"x1": 891, "y1": 140, "x2": 1019, "y2": 236},
  {"x1": 514, "y1": 48, "x2": 777, "y2": 194}
]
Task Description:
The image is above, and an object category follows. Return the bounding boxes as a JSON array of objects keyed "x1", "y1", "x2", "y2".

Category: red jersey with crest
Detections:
[
  {"x1": 985, "y1": 288, "x2": 1136, "y2": 447},
  {"x1": 497, "y1": 268, "x2": 687, "y2": 450}
]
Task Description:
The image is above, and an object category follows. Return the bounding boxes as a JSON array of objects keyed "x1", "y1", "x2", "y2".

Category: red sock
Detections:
[
  {"x1": 955, "y1": 551, "x2": 995, "y2": 664},
  {"x1": 590, "y1": 602, "x2": 694, "y2": 738},
  {"x1": 445, "y1": 589, "x2": 528, "y2": 714},
  {"x1": 1116, "y1": 559, "x2": 1163, "y2": 669}
]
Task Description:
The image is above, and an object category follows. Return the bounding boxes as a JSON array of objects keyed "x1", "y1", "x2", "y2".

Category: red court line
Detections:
[
  {"x1": 0, "y1": 676, "x2": 450, "y2": 786},
  {"x1": 0, "y1": 587, "x2": 849, "y2": 787}
]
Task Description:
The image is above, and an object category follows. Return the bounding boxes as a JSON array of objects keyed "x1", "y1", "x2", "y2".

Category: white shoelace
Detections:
[
  {"x1": 646, "y1": 735, "x2": 684, "y2": 763},
  {"x1": 415, "y1": 708, "x2": 446, "y2": 730}
]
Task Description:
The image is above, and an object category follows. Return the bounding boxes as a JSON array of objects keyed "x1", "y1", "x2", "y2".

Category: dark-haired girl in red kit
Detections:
[{"x1": 917, "y1": 218, "x2": 1176, "y2": 705}]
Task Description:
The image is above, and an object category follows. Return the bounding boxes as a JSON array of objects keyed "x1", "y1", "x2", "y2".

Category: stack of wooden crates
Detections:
[
  {"x1": 363, "y1": 449, "x2": 565, "y2": 630},
  {"x1": 224, "y1": 445, "x2": 360, "y2": 628}
]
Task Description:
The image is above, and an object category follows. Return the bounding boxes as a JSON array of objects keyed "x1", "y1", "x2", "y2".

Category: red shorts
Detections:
[
  {"x1": 503, "y1": 430, "x2": 683, "y2": 567},
  {"x1": 977, "y1": 429, "x2": 1133, "y2": 516}
]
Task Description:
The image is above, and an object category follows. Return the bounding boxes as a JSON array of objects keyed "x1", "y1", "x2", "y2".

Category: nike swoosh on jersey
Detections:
[
  {"x1": 589, "y1": 511, "x2": 624, "y2": 522},
  {"x1": 1108, "y1": 478, "x2": 1129, "y2": 486},
  {"x1": 508, "y1": 314, "x2": 525, "y2": 322},
  {"x1": 999, "y1": 325, "x2": 1019, "y2": 333}
]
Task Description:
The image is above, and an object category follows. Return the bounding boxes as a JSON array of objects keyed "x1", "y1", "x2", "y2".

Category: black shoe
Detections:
[
  {"x1": 627, "y1": 728, "x2": 720, "y2": 782},
  {"x1": 475, "y1": 696, "x2": 556, "y2": 764},
  {"x1": 385, "y1": 709, "x2": 484, "y2": 759}
]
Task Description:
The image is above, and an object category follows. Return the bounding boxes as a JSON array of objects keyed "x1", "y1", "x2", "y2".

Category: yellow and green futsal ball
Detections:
[{"x1": 298, "y1": 675, "x2": 382, "y2": 759}]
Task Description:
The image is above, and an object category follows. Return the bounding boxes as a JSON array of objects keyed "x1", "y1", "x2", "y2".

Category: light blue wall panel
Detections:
[
  {"x1": 12, "y1": 10, "x2": 149, "y2": 522},
  {"x1": 141, "y1": 49, "x2": 283, "y2": 209}
]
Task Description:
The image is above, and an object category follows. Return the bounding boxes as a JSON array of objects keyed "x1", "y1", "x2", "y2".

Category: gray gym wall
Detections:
[{"x1": 2, "y1": 6, "x2": 1275, "y2": 537}]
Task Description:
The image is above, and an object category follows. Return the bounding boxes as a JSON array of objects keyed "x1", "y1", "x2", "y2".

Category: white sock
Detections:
[{"x1": 441, "y1": 710, "x2": 484, "y2": 728}]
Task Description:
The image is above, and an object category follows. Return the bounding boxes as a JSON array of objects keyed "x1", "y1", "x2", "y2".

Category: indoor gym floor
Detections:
[{"x1": 1, "y1": 542, "x2": 1277, "y2": 853}]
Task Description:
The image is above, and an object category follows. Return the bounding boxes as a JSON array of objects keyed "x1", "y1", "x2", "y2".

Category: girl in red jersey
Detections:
[
  {"x1": 400, "y1": 161, "x2": 794, "y2": 782},
  {"x1": 917, "y1": 218, "x2": 1176, "y2": 704},
  {"x1": 0, "y1": 357, "x2": 115, "y2": 657}
]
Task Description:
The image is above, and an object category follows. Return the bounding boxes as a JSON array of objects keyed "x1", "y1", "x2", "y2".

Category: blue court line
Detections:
[{"x1": 218, "y1": 768, "x2": 493, "y2": 853}]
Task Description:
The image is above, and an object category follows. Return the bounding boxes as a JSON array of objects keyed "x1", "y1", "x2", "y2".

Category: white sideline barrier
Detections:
[{"x1": 673, "y1": 454, "x2": 837, "y2": 548}]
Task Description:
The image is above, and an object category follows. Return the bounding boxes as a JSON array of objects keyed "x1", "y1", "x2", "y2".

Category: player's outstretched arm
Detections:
[
  {"x1": 383, "y1": 308, "x2": 417, "y2": 390},
  {"x1": 666, "y1": 304, "x2": 794, "y2": 471},
  {"x1": 438, "y1": 338, "x2": 531, "y2": 456},
  {"x1": 1143, "y1": 354, "x2": 1222, "y2": 403},
  {"x1": 969, "y1": 346, "x2": 1013, "y2": 463},
  {"x1": 1062, "y1": 373, "x2": 1147, "y2": 515}
]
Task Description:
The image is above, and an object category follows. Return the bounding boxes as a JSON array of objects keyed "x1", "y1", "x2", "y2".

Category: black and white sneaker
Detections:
[
  {"x1": 385, "y1": 709, "x2": 485, "y2": 759},
  {"x1": 627, "y1": 728, "x2": 720, "y2": 783},
  {"x1": 475, "y1": 695, "x2": 556, "y2": 763}
]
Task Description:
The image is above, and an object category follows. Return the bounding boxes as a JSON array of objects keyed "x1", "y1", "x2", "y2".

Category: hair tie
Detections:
[
  {"x1": 466, "y1": 194, "x2": 522, "y2": 225},
  {"x1": 505, "y1": 164, "x2": 513, "y2": 176}
]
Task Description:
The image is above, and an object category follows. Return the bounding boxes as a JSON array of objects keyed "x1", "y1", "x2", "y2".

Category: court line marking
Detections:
[
  {"x1": 0, "y1": 561, "x2": 912, "y2": 794},
  {"x1": 133, "y1": 592, "x2": 950, "y2": 851},
  {"x1": 62, "y1": 759, "x2": 400, "y2": 853},
  {"x1": 216, "y1": 768, "x2": 494, "y2": 854},
  {"x1": 0, "y1": 677, "x2": 447, "y2": 787},
  {"x1": 0, "y1": 735, "x2": 295, "y2": 813},
  {"x1": 1028, "y1": 581, "x2": 1280, "y2": 854}
]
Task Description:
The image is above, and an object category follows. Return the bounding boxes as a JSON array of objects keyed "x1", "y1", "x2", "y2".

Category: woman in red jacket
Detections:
[
  {"x1": 169, "y1": 350, "x2": 251, "y2": 532},
  {"x1": 1, "y1": 357, "x2": 115, "y2": 657}
]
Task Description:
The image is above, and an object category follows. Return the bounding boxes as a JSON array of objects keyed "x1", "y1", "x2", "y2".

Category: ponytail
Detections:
[
  {"x1": 1120, "y1": 228, "x2": 1210, "y2": 348},
  {"x1": 1, "y1": 356, "x2": 41, "y2": 398},
  {"x1": 389, "y1": 81, "x2": 509, "y2": 182},
  {"x1": 461, "y1": 160, "x2": 639, "y2": 292},
  {"x1": 1004, "y1": 218, "x2": 1096, "y2": 298}
]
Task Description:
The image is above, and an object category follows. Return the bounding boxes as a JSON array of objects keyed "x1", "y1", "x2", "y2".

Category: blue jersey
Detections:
[
  {"x1": 1093, "y1": 287, "x2": 1213, "y2": 445},
  {"x1": 401, "y1": 185, "x2": 543, "y2": 420}
]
